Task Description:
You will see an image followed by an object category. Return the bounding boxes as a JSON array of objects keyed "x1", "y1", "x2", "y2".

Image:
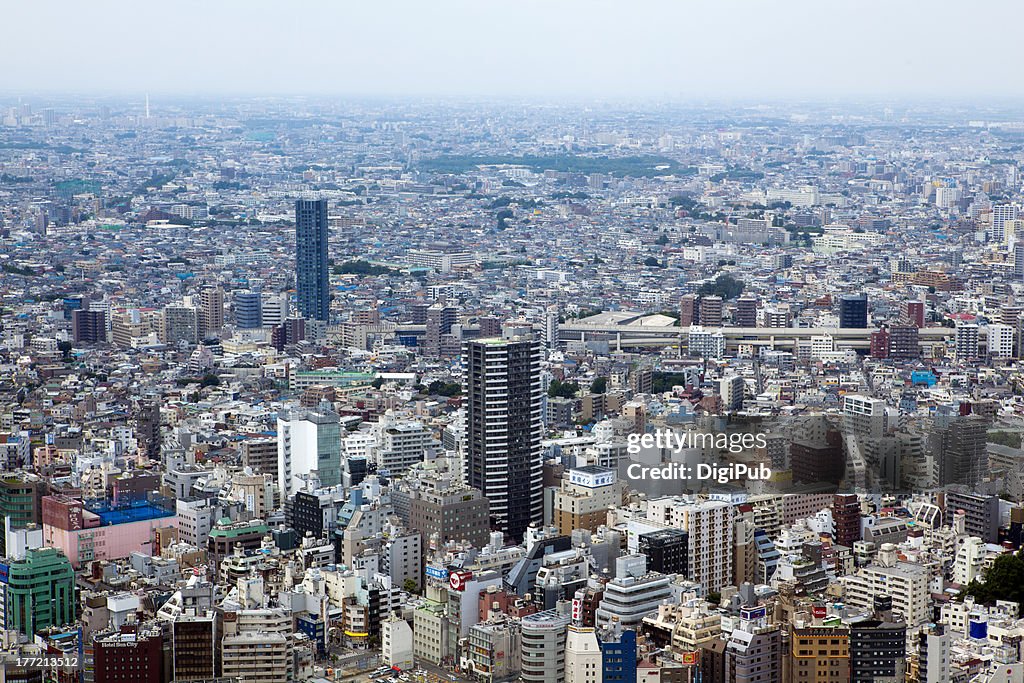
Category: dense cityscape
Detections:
[{"x1": 4, "y1": 93, "x2": 1024, "y2": 683}]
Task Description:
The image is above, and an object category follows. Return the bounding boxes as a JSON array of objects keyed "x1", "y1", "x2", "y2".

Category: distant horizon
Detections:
[
  {"x1": 3, "y1": 0, "x2": 1022, "y2": 102},
  {"x1": 5, "y1": 90, "x2": 1024, "y2": 115}
]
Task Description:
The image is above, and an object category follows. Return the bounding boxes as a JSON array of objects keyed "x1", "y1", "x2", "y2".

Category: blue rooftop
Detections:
[{"x1": 89, "y1": 500, "x2": 174, "y2": 526}]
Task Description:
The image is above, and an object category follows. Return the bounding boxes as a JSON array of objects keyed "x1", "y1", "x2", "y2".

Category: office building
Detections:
[
  {"x1": 565, "y1": 626, "x2": 602, "y2": 683},
  {"x1": 72, "y1": 308, "x2": 106, "y2": 343},
  {"x1": 0, "y1": 547, "x2": 75, "y2": 635},
  {"x1": 595, "y1": 555, "x2": 673, "y2": 628},
  {"x1": 404, "y1": 471, "x2": 491, "y2": 550},
  {"x1": 788, "y1": 626, "x2": 850, "y2": 683},
  {"x1": 295, "y1": 198, "x2": 330, "y2": 321},
  {"x1": 172, "y1": 615, "x2": 218, "y2": 681},
  {"x1": 234, "y1": 290, "x2": 262, "y2": 328},
  {"x1": 221, "y1": 630, "x2": 291, "y2": 683},
  {"x1": 241, "y1": 438, "x2": 279, "y2": 475},
  {"x1": 465, "y1": 337, "x2": 543, "y2": 541},
  {"x1": 468, "y1": 617, "x2": 522, "y2": 682},
  {"x1": 276, "y1": 407, "x2": 342, "y2": 501},
  {"x1": 637, "y1": 528, "x2": 688, "y2": 575},
  {"x1": 553, "y1": 466, "x2": 625, "y2": 536},
  {"x1": 208, "y1": 519, "x2": 271, "y2": 565},
  {"x1": 291, "y1": 488, "x2": 342, "y2": 541},
  {"x1": 839, "y1": 293, "x2": 868, "y2": 328},
  {"x1": 520, "y1": 610, "x2": 569, "y2": 683},
  {"x1": 261, "y1": 292, "x2": 289, "y2": 326},
  {"x1": 0, "y1": 475, "x2": 47, "y2": 556},
  {"x1": 599, "y1": 625, "x2": 637, "y2": 683},
  {"x1": 849, "y1": 616, "x2": 906, "y2": 683}
]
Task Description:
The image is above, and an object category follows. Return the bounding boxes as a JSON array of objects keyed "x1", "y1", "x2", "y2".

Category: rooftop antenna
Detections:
[{"x1": 145, "y1": 94, "x2": 150, "y2": 119}]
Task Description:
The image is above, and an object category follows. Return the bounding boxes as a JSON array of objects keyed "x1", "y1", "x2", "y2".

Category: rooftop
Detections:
[{"x1": 89, "y1": 500, "x2": 175, "y2": 526}]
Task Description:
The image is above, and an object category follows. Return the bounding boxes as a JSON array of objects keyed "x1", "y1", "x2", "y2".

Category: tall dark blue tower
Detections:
[
  {"x1": 839, "y1": 293, "x2": 868, "y2": 329},
  {"x1": 295, "y1": 199, "x2": 329, "y2": 321}
]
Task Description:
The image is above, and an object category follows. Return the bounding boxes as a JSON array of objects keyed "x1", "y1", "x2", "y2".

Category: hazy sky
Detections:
[{"x1": 3, "y1": 0, "x2": 1021, "y2": 100}]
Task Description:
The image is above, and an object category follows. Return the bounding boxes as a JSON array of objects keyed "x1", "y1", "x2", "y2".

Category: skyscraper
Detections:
[
  {"x1": 465, "y1": 336, "x2": 543, "y2": 541},
  {"x1": 295, "y1": 198, "x2": 330, "y2": 321}
]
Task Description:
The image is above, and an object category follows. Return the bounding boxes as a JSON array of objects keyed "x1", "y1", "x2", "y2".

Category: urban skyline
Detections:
[{"x1": 5, "y1": 3, "x2": 1024, "y2": 682}]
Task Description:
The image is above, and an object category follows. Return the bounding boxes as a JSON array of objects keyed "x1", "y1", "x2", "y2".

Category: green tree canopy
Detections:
[
  {"x1": 965, "y1": 551, "x2": 1024, "y2": 615},
  {"x1": 427, "y1": 380, "x2": 462, "y2": 397},
  {"x1": 698, "y1": 273, "x2": 745, "y2": 300},
  {"x1": 548, "y1": 379, "x2": 580, "y2": 399}
]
